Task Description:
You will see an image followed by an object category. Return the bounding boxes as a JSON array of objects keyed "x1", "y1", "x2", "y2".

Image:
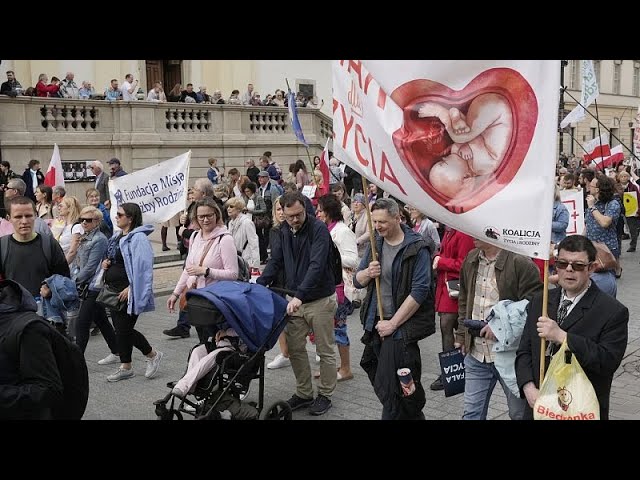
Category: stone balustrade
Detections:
[{"x1": 0, "y1": 96, "x2": 333, "y2": 181}]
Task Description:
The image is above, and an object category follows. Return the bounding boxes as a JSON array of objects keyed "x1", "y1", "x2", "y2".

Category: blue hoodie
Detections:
[
  {"x1": 119, "y1": 224, "x2": 155, "y2": 315},
  {"x1": 42, "y1": 274, "x2": 80, "y2": 324}
]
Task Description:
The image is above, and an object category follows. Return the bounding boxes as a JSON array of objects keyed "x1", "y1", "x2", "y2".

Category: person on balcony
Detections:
[
  {"x1": 241, "y1": 83, "x2": 254, "y2": 105},
  {"x1": 167, "y1": 83, "x2": 182, "y2": 102},
  {"x1": 146, "y1": 82, "x2": 165, "y2": 102},
  {"x1": 35, "y1": 74, "x2": 60, "y2": 98},
  {"x1": 180, "y1": 84, "x2": 199, "y2": 103},
  {"x1": 59, "y1": 72, "x2": 79, "y2": 99},
  {"x1": 105, "y1": 79, "x2": 121, "y2": 101},
  {"x1": 228, "y1": 90, "x2": 242, "y2": 105},
  {"x1": 210, "y1": 90, "x2": 225, "y2": 104},
  {"x1": 1, "y1": 70, "x2": 23, "y2": 96},
  {"x1": 196, "y1": 86, "x2": 211, "y2": 103},
  {"x1": 121, "y1": 74, "x2": 139, "y2": 102},
  {"x1": 78, "y1": 81, "x2": 96, "y2": 99}
]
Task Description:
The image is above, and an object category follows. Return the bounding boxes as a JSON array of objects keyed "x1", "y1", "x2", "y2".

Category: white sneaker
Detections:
[
  {"x1": 239, "y1": 383, "x2": 251, "y2": 401},
  {"x1": 267, "y1": 353, "x2": 291, "y2": 369},
  {"x1": 107, "y1": 367, "x2": 134, "y2": 382},
  {"x1": 183, "y1": 399, "x2": 204, "y2": 413},
  {"x1": 315, "y1": 354, "x2": 321, "y2": 363},
  {"x1": 98, "y1": 353, "x2": 120, "y2": 365},
  {"x1": 145, "y1": 351, "x2": 164, "y2": 379}
]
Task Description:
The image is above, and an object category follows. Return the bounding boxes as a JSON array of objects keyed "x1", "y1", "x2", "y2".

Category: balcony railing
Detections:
[{"x1": 0, "y1": 96, "x2": 332, "y2": 143}]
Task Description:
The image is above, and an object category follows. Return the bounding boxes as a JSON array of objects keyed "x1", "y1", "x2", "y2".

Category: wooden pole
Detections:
[
  {"x1": 539, "y1": 260, "x2": 549, "y2": 382},
  {"x1": 361, "y1": 176, "x2": 385, "y2": 331}
]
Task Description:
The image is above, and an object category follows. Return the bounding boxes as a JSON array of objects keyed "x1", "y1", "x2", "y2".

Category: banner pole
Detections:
[
  {"x1": 539, "y1": 260, "x2": 550, "y2": 383},
  {"x1": 361, "y1": 176, "x2": 385, "y2": 337}
]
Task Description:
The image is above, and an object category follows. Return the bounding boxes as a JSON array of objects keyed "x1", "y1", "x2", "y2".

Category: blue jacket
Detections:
[
  {"x1": 119, "y1": 225, "x2": 155, "y2": 315},
  {"x1": 42, "y1": 274, "x2": 80, "y2": 324},
  {"x1": 257, "y1": 215, "x2": 335, "y2": 303},
  {"x1": 73, "y1": 228, "x2": 107, "y2": 287},
  {"x1": 97, "y1": 203, "x2": 113, "y2": 235},
  {"x1": 207, "y1": 167, "x2": 219, "y2": 185},
  {"x1": 487, "y1": 299, "x2": 529, "y2": 396},
  {"x1": 552, "y1": 200, "x2": 569, "y2": 244},
  {"x1": 354, "y1": 225, "x2": 432, "y2": 342}
]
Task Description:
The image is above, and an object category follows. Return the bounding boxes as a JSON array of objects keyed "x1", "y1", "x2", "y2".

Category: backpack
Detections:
[
  {"x1": 329, "y1": 240, "x2": 343, "y2": 286},
  {"x1": 2, "y1": 312, "x2": 89, "y2": 420},
  {"x1": 0, "y1": 234, "x2": 54, "y2": 278},
  {"x1": 214, "y1": 233, "x2": 251, "y2": 282}
]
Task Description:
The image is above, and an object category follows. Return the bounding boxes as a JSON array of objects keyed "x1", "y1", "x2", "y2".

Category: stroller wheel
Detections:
[{"x1": 259, "y1": 400, "x2": 292, "y2": 420}]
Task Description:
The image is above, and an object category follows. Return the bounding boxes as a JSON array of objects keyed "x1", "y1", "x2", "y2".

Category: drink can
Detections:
[{"x1": 397, "y1": 367, "x2": 416, "y2": 397}]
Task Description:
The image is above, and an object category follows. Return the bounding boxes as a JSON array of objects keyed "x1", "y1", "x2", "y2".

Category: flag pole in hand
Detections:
[{"x1": 361, "y1": 176, "x2": 385, "y2": 338}]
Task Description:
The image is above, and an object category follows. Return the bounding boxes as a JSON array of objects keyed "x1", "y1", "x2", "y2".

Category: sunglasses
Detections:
[
  {"x1": 116, "y1": 212, "x2": 128, "y2": 218},
  {"x1": 555, "y1": 260, "x2": 592, "y2": 271},
  {"x1": 80, "y1": 217, "x2": 95, "y2": 223}
]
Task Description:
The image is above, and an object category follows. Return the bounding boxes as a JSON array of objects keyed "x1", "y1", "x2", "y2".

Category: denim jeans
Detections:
[
  {"x1": 177, "y1": 309, "x2": 191, "y2": 331},
  {"x1": 462, "y1": 353, "x2": 527, "y2": 420}
]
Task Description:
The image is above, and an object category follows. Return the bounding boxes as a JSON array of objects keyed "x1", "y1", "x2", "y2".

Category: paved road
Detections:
[{"x1": 83, "y1": 239, "x2": 640, "y2": 420}]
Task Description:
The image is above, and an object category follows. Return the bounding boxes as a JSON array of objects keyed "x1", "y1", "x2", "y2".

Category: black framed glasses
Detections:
[
  {"x1": 197, "y1": 213, "x2": 215, "y2": 221},
  {"x1": 555, "y1": 260, "x2": 591, "y2": 271}
]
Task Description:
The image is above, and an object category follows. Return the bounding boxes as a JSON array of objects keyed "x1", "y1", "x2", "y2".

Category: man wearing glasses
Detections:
[
  {"x1": 516, "y1": 235, "x2": 628, "y2": 420},
  {"x1": 257, "y1": 191, "x2": 338, "y2": 416},
  {"x1": 455, "y1": 236, "x2": 541, "y2": 420}
]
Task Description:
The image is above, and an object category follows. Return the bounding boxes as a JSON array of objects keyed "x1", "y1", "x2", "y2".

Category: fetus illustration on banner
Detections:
[{"x1": 391, "y1": 68, "x2": 538, "y2": 213}]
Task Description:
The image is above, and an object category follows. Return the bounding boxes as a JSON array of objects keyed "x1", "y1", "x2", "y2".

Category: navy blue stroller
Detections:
[{"x1": 154, "y1": 281, "x2": 292, "y2": 420}]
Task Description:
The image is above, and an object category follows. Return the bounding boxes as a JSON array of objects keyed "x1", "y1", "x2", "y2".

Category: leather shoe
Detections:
[
  {"x1": 627, "y1": 247, "x2": 636, "y2": 252},
  {"x1": 163, "y1": 326, "x2": 190, "y2": 338},
  {"x1": 429, "y1": 375, "x2": 444, "y2": 391}
]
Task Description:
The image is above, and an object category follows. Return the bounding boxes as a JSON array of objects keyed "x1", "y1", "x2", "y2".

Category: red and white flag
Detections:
[
  {"x1": 44, "y1": 143, "x2": 65, "y2": 188},
  {"x1": 590, "y1": 144, "x2": 624, "y2": 170},
  {"x1": 333, "y1": 60, "x2": 559, "y2": 258},
  {"x1": 583, "y1": 134, "x2": 611, "y2": 161},
  {"x1": 318, "y1": 138, "x2": 331, "y2": 196}
]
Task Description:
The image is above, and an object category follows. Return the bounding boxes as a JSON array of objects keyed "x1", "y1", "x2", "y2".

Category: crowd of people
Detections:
[
  {"x1": 0, "y1": 146, "x2": 633, "y2": 421},
  {"x1": 1, "y1": 71, "x2": 323, "y2": 109}
]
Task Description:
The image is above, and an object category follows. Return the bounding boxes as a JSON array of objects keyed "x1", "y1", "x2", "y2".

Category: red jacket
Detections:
[
  {"x1": 434, "y1": 229, "x2": 475, "y2": 313},
  {"x1": 36, "y1": 81, "x2": 59, "y2": 98}
]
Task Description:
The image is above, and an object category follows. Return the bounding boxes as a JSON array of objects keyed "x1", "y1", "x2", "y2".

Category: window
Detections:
[
  {"x1": 633, "y1": 62, "x2": 640, "y2": 96},
  {"x1": 593, "y1": 60, "x2": 601, "y2": 87},
  {"x1": 295, "y1": 79, "x2": 316, "y2": 102},
  {"x1": 591, "y1": 127, "x2": 597, "y2": 140},
  {"x1": 613, "y1": 61, "x2": 622, "y2": 95},
  {"x1": 570, "y1": 127, "x2": 576, "y2": 154},
  {"x1": 569, "y1": 60, "x2": 579, "y2": 89},
  {"x1": 610, "y1": 128, "x2": 619, "y2": 147},
  {"x1": 631, "y1": 128, "x2": 635, "y2": 154}
]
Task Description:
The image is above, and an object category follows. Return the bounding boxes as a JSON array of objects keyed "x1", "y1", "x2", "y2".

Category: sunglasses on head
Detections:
[{"x1": 555, "y1": 260, "x2": 592, "y2": 271}]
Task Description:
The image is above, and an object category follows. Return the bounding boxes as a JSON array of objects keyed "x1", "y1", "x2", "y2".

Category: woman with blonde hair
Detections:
[
  {"x1": 167, "y1": 83, "x2": 182, "y2": 102},
  {"x1": 226, "y1": 196, "x2": 260, "y2": 273},
  {"x1": 54, "y1": 195, "x2": 83, "y2": 264}
]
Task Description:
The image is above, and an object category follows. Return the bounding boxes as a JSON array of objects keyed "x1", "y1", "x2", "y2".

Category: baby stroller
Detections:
[{"x1": 154, "y1": 281, "x2": 292, "y2": 420}]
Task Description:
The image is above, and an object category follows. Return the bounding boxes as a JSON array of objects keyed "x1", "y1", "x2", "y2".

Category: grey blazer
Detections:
[{"x1": 95, "y1": 172, "x2": 109, "y2": 204}]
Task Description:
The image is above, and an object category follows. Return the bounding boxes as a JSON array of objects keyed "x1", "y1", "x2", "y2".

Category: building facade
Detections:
[{"x1": 563, "y1": 59, "x2": 640, "y2": 159}]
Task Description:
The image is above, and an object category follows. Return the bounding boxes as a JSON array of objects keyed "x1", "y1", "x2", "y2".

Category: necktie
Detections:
[
  {"x1": 547, "y1": 299, "x2": 572, "y2": 358},
  {"x1": 557, "y1": 299, "x2": 573, "y2": 326}
]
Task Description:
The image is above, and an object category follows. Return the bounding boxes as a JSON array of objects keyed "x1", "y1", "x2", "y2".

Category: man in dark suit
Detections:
[
  {"x1": 516, "y1": 235, "x2": 629, "y2": 420},
  {"x1": 90, "y1": 160, "x2": 110, "y2": 207},
  {"x1": 21, "y1": 160, "x2": 44, "y2": 202}
]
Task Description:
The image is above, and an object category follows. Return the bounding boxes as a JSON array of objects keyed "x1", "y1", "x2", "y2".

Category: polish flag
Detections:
[
  {"x1": 318, "y1": 138, "x2": 331, "y2": 196},
  {"x1": 44, "y1": 143, "x2": 65, "y2": 188},
  {"x1": 583, "y1": 135, "x2": 611, "y2": 161},
  {"x1": 590, "y1": 145, "x2": 625, "y2": 170}
]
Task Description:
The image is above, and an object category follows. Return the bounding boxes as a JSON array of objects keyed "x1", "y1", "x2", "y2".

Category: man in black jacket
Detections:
[
  {"x1": 0, "y1": 70, "x2": 22, "y2": 96},
  {"x1": 354, "y1": 198, "x2": 433, "y2": 419},
  {"x1": 516, "y1": 235, "x2": 628, "y2": 420},
  {"x1": 21, "y1": 160, "x2": 45, "y2": 202},
  {"x1": 257, "y1": 191, "x2": 337, "y2": 416},
  {"x1": 0, "y1": 279, "x2": 64, "y2": 419}
]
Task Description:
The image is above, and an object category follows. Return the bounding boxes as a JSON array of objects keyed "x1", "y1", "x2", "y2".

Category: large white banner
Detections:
[
  {"x1": 332, "y1": 60, "x2": 559, "y2": 258},
  {"x1": 560, "y1": 189, "x2": 584, "y2": 236},
  {"x1": 108, "y1": 151, "x2": 191, "y2": 225}
]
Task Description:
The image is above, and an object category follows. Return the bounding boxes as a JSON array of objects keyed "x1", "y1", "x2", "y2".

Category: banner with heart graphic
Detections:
[{"x1": 332, "y1": 60, "x2": 560, "y2": 259}]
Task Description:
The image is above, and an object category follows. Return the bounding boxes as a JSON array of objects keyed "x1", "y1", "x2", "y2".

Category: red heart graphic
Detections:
[{"x1": 391, "y1": 68, "x2": 538, "y2": 213}]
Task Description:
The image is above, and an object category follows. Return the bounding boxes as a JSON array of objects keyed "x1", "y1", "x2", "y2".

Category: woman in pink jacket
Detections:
[
  {"x1": 429, "y1": 227, "x2": 475, "y2": 391},
  {"x1": 167, "y1": 198, "x2": 238, "y2": 342}
]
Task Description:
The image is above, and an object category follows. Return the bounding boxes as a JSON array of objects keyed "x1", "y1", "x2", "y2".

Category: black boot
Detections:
[{"x1": 429, "y1": 375, "x2": 444, "y2": 391}]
